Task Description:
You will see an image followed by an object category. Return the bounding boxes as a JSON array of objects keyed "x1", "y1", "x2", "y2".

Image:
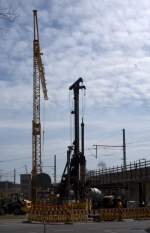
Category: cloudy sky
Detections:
[{"x1": 1, "y1": 0, "x2": 150, "y2": 183}]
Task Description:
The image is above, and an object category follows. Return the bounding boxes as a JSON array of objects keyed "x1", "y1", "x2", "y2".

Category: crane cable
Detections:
[
  {"x1": 81, "y1": 80, "x2": 86, "y2": 119},
  {"x1": 42, "y1": 97, "x2": 46, "y2": 163},
  {"x1": 69, "y1": 90, "x2": 73, "y2": 145}
]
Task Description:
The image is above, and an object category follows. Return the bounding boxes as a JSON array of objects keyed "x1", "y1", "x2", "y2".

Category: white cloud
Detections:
[{"x1": 1, "y1": 0, "x2": 150, "y2": 181}]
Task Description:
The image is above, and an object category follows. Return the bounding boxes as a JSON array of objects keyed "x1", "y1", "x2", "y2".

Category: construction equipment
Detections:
[
  {"x1": 0, "y1": 193, "x2": 31, "y2": 215},
  {"x1": 59, "y1": 78, "x2": 86, "y2": 201},
  {"x1": 32, "y1": 10, "x2": 48, "y2": 202}
]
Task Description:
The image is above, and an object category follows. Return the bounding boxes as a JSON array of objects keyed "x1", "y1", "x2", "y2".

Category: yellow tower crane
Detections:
[{"x1": 32, "y1": 10, "x2": 48, "y2": 201}]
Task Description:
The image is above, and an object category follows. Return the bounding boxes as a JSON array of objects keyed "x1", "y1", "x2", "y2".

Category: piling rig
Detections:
[{"x1": 59, "y1": 78, "x2": 86, "y2": 201}]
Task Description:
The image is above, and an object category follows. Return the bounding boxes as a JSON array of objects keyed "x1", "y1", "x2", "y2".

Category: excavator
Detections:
[{"x1": 0, "y1": 193, "x2": 31, "y2": 215}]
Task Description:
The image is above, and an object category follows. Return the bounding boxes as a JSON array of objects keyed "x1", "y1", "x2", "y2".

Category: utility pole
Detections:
[
  {"x1": 14, "y1": 168, "x2": 16, "y2": 185},
  {"x1": 93, "y1": 129, "x2": 127, "y2": 166},
  {"x1": 93, "y1": 144, "x2": 98, "y2": 159},
  {"x1": 122, "y1": 128, "x2": 126, "y2": 169},
  {"x1": 25, "y1": 165, "x2": 28, "y2": 174},
  {"x1": 54, "y1": 155, "x2": 56, "y2": 185}
]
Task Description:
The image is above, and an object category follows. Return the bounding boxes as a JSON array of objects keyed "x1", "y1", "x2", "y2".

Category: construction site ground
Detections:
[{"x1": 0, "y1": 217, "x2": 150, "y2": 233}]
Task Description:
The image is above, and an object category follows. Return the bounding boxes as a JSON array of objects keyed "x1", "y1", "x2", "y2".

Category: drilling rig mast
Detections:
[
  {"x1": 32, "y1": 10, "x2": 48, "y2": 201},
  {"x1": 69, "y1": 78, "x2": 86, "y2": 200},
  {"x1": 59, "y1": 78, "x2": 86, "y2": 201}
]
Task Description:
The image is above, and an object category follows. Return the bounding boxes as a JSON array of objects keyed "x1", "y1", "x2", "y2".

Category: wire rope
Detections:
[{"x1": 69, "y1": 90, "x2": 73, "y2": 145}]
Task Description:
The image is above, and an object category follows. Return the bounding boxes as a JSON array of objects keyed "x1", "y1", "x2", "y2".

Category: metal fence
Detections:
[{"x1": 87, "y1": 160, "x2": 150, "y2": 185}]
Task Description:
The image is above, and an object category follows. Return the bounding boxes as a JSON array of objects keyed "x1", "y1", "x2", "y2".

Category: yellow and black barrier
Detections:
[
  {"x1": 28, "y1": 202, "x2": 89, "y2": 223},
  {"x1": 97, "y1": 207, "x2": 150, "y2": 221},
  {"x1": 28, "y1": 201, "x2": 150, "y2": 223}
]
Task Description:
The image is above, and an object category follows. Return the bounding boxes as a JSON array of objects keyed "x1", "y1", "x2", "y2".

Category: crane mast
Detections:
[{"x1": 32, "y1": 10, "x2": 48, "y2": 178}]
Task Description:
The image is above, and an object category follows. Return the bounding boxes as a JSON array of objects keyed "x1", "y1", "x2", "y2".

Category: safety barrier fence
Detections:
[
  {"x1": 28, "y1": 202, "x2": 90, "y2": 223},
  {"x1": 28, "y1": 202, "x2": 150, "y2": 223},
  {"x1": 92, "y1": 207, "x2": 150, "y2": 221}
]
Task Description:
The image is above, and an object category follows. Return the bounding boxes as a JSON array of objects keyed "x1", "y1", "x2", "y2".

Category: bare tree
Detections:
[
  {"x1": 0, "y1": 1, "x2": 17, "y2": 35},
  {"x1": 0, "y1": 0, "x2": 17, "y2": 21},
  {"x1": 0, "y1": 7, "x2": 16, "y2": 21}
]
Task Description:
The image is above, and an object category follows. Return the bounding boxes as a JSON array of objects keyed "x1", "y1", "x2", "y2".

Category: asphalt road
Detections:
[{"x1": 0, "y1": 218, "x2": 150, "y2": 233}]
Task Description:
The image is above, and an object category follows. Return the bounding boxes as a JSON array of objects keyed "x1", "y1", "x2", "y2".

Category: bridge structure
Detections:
[{"x1": 87, "y1": 160, "x2": 150, "y2": 206}]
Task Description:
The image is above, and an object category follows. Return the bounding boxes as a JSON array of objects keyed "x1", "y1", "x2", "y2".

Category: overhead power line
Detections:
[{"x1": 0, "y1": 156, "x2": 31, "y2": 162}]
